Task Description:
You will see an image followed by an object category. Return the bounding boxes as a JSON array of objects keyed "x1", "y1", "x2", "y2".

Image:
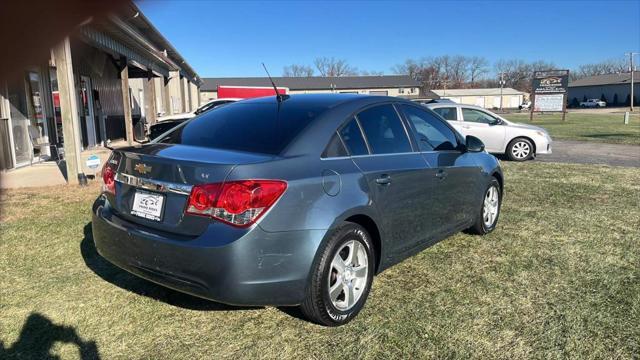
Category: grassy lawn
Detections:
[
  {"x1": 1, "y1": 162, "x2": 639, "y2": 359},
  {"x1": 503, "y1": 112, "x2": 640, "y2": 145}
]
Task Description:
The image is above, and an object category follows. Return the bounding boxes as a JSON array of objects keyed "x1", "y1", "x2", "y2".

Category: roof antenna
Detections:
[{"x1": 262, "y1": 63, "x2": 289, "y2": 102}]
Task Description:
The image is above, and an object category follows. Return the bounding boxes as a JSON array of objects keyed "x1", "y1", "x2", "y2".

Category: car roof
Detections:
[{"x1": 237, "y1": 93, "x2": 410, "y2": 109}]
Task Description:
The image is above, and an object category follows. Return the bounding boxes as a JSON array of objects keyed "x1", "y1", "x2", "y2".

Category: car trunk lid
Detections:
[{"x1": 109, "y1": 143, "x2": 274, "y2": 236}]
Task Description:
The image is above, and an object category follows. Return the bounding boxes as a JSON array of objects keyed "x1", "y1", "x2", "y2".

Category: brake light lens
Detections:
[
  {"x1": 101, "y1": 161, "x2": 116, "y2": 194},
  {"x1": 186, "y1": 180, "x2": 287, "y2": 227}
]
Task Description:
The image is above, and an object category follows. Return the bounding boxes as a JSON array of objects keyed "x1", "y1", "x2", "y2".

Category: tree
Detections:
[
  {"x1": 570, "y1": 97, "x2": 579, "y2": 108},
  {"x1": 600, "y1": 93, "x2": 608, "y2": 103},
  {"x1": 313, "y1": 57, "x2": 358, "y2": 77},
  {"x1": 468, "y1": 56, "x2": 489, "y2": 85},
  {"x1": 360, "y1": 70, "x2": 384, "y2": 76},
  {"x1": 572, "y1": 58, "x2": 627, "y2": 79},
  {"x1": 282, "y1": 64, "x2": 314, "y2": 77}
]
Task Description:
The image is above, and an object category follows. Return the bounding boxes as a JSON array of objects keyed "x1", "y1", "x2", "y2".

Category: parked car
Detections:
[
  {"x1": 579, "y1": 99, "x2": 606, "y2": 108},
  {"x1": 150, "y1": 98, "x2": 239, "y2": 140},
  {"x1": 93, "y1": 94, "x2": 503, "y2": 326},
  {"x1": 425, "y1": 103, "x2": 552, "y2": 161},
  {"x1": 518, "y1": 100, "x2": 531, "y2": 110}
]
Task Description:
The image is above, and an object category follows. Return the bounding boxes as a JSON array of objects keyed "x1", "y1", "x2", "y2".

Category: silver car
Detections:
[{"x1": 426, "y1": 103, "x2": 552, "y2": 161}]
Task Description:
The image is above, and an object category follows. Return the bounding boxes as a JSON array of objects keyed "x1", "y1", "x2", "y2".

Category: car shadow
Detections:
[
  {"x1": 80, "y1": 223, "x2": 261, "y2": 312},
  {"x1": 0, "y1": 312, "x2": 101, "y2": 360}
]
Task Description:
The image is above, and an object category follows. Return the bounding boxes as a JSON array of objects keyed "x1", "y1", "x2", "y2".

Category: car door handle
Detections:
[
  {"x1": 436, "y1": 170, "x2": 447, "y2": 180},
  {"x1": 461, "y1": 125, "x2": 471, "y2": 129},
  {"x1": 376, "y1": 175, "x2": 392, "y2": 185}
]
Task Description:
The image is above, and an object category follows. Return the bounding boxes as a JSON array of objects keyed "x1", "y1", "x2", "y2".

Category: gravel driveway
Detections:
[{"x1": 536, "y1": 140, "x2": 640, "y2": 167}]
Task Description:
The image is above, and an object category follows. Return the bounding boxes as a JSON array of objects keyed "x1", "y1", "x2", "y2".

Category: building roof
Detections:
[
  {"x1": 569, "y1": 71, "x2": 640, "y2": 87},
  {"x1": 201, "y1": 75, "x2": 420, "y2": 92},
  {"x1": 431, "y1": 88, "x2": 524, "y2": 97}
]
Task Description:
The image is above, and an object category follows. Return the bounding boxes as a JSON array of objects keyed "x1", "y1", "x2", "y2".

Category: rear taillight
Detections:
[
  {"x1": 101, "y1": 161, "x2": 116, "y2": 194},
  {"x1": 186, "y1": 180, "x2": 287, "y2": 227}
]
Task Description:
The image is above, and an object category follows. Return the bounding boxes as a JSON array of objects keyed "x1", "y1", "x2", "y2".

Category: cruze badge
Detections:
[{"x1": 134, "y1": 163, "x2": 152, "y2": 175}]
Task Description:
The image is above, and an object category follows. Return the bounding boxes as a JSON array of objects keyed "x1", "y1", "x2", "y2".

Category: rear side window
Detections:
[
  {"x1": 322, "y1": 133, "x2": 348, "y2": 158},
  {"x1": 339, "y1": 118, "x2": 368, "y2": 156},
  {"x1": 158, "y1": 102, "x2": 322, "y2": 155},
  {"x1": 433, "y1": 107, "x2": 458, "y2": 120},
  {"x1": 356, "y1": 104, "x2": 412, "y2": 154},
  {"x1": 400, "y1": 105, "x2": 459, "y2": 151}
]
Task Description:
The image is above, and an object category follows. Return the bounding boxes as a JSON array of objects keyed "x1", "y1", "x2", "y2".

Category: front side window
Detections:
[
  {"x1": 432, "y1": 107, "x2": 458, "y2": 120},
  {"x1": 339, "y1": 118, "x2": 368, "y2": 156},
  {"x1": 356, "y1": 104, "x2": 412, "y2": 154},
  {"x1": 400, "y1": 105, "x2": 459, "y2": 151},
  {"x1": 461, "y1": 108, "x2": 498, "y2": 124}
]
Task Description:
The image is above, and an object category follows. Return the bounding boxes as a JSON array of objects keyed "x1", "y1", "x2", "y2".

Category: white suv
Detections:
[{"x1": 425, "y1": 103, "x2": 552, "y2": 161}]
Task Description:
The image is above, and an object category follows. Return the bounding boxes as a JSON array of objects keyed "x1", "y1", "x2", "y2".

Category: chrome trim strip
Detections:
[{"x1": 115, "y1": 173, "x2": 192, "y2": 195}]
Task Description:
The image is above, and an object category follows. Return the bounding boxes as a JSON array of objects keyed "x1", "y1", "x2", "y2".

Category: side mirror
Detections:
[
  {"x1": 490, "y1": 118, "x2": 502, "y2": 125},
  {"x1": 465, "y1": 135, "x2": 485, "y2": 152}
]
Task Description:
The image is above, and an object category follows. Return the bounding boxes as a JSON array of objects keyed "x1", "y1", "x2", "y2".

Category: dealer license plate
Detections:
[{"x1": 131, "y1": 190, "x2": 165, "y2": 221}]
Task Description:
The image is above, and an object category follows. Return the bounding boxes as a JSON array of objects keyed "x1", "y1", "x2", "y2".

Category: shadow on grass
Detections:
[
  {"x1": 582, "y1": 133, "x2": 635, "y2": 139},
  {"x1": 0, "y1": 312, "x2": 100, "y2": 360},
  {"x1": 80, "y1": 223, "x2": 261, "y2": 312}
]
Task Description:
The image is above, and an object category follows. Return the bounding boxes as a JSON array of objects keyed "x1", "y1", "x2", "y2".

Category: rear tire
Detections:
[
  {"x1": 506, "y1": 137, "x2": 534, "y2": 161},
  {"x1": 300, "y1": 222, "x2": 375, "y2": 326},
  {"x1": 468, "y1": 178, "x2": 502, "y2": 235}
]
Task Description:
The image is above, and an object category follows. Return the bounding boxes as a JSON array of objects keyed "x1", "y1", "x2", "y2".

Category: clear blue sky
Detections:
[{"x1": 137, "y1": 0, "x2": 640, "y2": 78}]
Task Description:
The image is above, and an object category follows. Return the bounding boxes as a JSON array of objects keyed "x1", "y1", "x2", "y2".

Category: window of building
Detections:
[{"x1": 356, "y1": 104, "x2": 412, "y2": 154}]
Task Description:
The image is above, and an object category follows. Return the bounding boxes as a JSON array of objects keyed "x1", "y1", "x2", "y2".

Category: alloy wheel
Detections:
[
  {"x1": 511, "y1": 141, "x2": 531, "y2": 159},
  {"x1": 328, "y1": 240, "x2": 369, "y2": 311},
  {"x1": 483, "y1": 185, "x2": 500, "y2": 228}
]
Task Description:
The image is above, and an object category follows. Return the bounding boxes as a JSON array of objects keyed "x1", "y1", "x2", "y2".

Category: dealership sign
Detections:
[
  {"x1": 534, "y1": 94, "x2": 565, "y2": 112},
  {"x1": 530, "y1": 70, "x2": 569, "y2": 120}
]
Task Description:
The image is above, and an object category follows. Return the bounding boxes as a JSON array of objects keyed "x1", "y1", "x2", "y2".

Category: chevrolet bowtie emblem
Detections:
[{"x1": 134, "y1": 163, "x2": 152, "y2": 174}]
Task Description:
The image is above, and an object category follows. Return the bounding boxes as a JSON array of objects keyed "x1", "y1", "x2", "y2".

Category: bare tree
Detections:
[
  {"x1": 314, "y1": 57, "x2": 358, "y2": 77},
  {"x1": 282, "y1": 64, "x2": 314, "y2": 77},
  {"x1": 448, "y1": 55, "x2": 469, "y2": 88},
  {"x1": 493, "y1": 59, "x2": 555, "y2": 92},
  {"x1": 572, "y1": 58, "x2": 628, "y2": 80},
  {"x1": 468, "y1": 56, "x2": 489, "y2": 85},
  {"x1": 360, "y1": 70, "x2": 385, "y2": 76}
]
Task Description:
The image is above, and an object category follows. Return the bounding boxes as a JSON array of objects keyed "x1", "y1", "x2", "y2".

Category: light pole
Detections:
[
  {"x1": 499, "y1": 72, "x2": 506, "y2": 111},
  {"x1": 626, "y1": 52, "x2": 638, "y2": 112}
]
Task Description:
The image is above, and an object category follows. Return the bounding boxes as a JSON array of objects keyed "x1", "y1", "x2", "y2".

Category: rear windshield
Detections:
[{"x1": 157, "y1": 101, "x2": 323, "y2": 154}]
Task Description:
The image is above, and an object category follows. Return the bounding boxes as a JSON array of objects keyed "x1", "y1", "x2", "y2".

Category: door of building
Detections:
[{"x1": 79, "y1": 76, "x2": 97, "y2": 149}]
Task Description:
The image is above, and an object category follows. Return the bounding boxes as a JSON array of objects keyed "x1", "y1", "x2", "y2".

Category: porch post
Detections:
[
  {"x1": 53, "y1": 37, "x2": 85, "y2": 185},
  {"x1": 119, "y1": 56, "x2": 134, "y2": 145},
  {"x1": 144, "y1": 70, "x2": 157, "y2": 126},
  {"x1": 163, "y1": 75, "x2": 171, "y2": 115}
]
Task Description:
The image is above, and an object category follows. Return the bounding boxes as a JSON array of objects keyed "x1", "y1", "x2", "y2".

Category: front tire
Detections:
[
  {"x1": 506, "y1": 137, "x2": 534, "y2": 161},
  {"x1": 300, "y1": 222, "x2": 375, "y2": 326},
  {"x1": 468, "y1": 178, "x2": 502, "y2": 235}
]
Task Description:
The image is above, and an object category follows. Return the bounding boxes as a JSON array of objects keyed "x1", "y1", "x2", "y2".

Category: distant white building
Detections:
[
  {"x1": 432, "y1": 88, "x2": 526, "y2": 109},
  {"x1": 200, "y1": 75, "x2": 421, "y2": 103}
]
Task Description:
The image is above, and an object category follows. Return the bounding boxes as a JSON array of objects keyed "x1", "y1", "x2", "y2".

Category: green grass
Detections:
[
  {"x1": 503, "y1": 112, "x2": 640, "y2": 145},
  {"x1": 1, "y1": 162, "x2": 639, "y2": 359}
]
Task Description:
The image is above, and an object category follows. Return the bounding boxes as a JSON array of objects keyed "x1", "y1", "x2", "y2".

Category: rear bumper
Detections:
[{"x1": 91, "y1": 195, "x2": 326, "y2": 306}]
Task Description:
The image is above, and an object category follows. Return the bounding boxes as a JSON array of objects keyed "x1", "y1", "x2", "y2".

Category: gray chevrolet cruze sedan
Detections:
[{"x1": 92, "y1": 94, "x2": 503, "y2": 326}]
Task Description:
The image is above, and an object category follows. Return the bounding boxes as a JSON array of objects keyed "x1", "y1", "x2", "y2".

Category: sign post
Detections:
[{"x1": 530, "y1": 70, "x2": 569, "y2": 122}]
